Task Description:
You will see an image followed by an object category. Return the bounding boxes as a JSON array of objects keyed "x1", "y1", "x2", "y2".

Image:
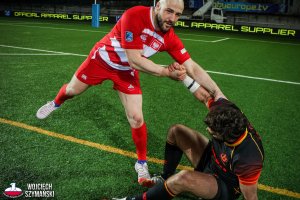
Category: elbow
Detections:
[
  {"x1": 128, "y1": 60, "x2": 139, "y2": 69},
  {"x1": 127, "y1": 56, "x2": 142, "y2": 70}
]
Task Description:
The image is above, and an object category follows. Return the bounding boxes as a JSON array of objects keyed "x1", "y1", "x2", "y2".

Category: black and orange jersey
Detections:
[{"x1": 207, "y1": 99, "x2": 264, "y2": 189}]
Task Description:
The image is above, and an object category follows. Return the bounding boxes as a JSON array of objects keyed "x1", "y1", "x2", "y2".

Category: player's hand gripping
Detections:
[{"x1": 167, "y1": 62, "x2": 186, "y2": 81}]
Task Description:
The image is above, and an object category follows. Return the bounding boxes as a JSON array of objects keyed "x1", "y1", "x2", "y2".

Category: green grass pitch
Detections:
[{"x1": 0, "y1": 17, "x2": 300, "y2": 199}]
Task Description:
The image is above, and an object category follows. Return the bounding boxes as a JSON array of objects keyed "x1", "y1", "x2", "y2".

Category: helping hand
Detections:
[{"x1": 167, "y1": 62, "x2": 186, "y2": 81}]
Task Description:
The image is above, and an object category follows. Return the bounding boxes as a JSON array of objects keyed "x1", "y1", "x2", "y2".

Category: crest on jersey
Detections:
[
  {"x1": 125, "y1": 31, "x2": 133, "y2": 42},
  {"x1": 150, "y1": 39, "x2": 162, "y2": 51},
  {"x1": 220, "y1": 153, "x2": 228, "y2": 164}
]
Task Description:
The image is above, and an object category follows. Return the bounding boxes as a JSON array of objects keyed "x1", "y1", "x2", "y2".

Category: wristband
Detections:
[{"x1": 183, "y1": 76, "x2": 200, "y2": 93}]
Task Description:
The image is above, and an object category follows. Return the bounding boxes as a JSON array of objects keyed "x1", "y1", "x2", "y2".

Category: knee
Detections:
[
  {"x1": 167, "y1": 124, "x2": 184, "y2": 143},
  {"x1": 127, "y1": 112, "x2": 144, "y2": 128},
  {"x1": 167, "y1": 170, "x2": 192, "y2": 193},
  {"x1": 65, "y1": 78, "x2": 89, "y2": 96},
  {"x1": 176, "y1": 170, "x2": 193, "y2": 187},
  {"x1": 65, "y1": 84, "x2": 78, "y2": 96},
  {"x1": 66, "y1": 84, "x2": 86, "y2": 96}
]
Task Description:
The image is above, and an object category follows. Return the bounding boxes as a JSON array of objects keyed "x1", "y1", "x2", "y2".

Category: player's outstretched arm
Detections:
[
  {"x1": 182, "y1": 58, "x2": 226, "y2": 100},
  {"x1": 182, "y1": 75, "x2": 213, "y2": 107},
  {"x1": 125, "y1": 49, "x2": 186, "y2": 80}
]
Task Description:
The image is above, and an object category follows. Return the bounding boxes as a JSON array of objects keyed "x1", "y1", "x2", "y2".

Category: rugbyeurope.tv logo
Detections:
[{"x1": 3, "y1": 183, "x2": 23, "y2": 198}]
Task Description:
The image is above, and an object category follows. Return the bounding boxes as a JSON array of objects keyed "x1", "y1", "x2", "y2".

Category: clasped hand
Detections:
[{"x1": 167, "y1": 62, "x2": 186, "y2": 81}]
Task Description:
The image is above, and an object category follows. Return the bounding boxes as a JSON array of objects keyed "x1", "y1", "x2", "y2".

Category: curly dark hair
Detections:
[{"x1": 204, "y1": 104, "x2": 247, "y2": 143}]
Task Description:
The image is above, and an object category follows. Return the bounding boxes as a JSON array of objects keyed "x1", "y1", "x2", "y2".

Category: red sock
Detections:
[
  {"x1": 54, "y1": 84, "x2": 74, "y2": 106},
  {"x1": 131, "y1": 123, "x2": 147, "y2": 161}
]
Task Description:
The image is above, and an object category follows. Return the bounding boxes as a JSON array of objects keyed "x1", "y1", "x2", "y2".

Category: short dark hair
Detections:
[{"x1": 204, "y1": 104, "x2": 247, "y2": 143}]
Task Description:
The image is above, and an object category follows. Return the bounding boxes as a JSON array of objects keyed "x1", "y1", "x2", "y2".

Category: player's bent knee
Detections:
[
  {"x1": 167, "y1": 124, "x2": 184, "y2": 140},
  {"x1": 65, "y1": 86, "x2": 77, "y2": 96},
  {"x1": 66, "y1": 85, "x2": 86, "y2": 96},
  {"x1": 176, "y1": 170, "x2": 193, "y2": 187},
  {"x1": 168, "y1": 170, "x2": 192, "y2": 193}
]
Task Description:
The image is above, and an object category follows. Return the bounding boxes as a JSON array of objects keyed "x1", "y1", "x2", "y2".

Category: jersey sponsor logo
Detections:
[
  {"x1": 150, "y1": 39, "x2": 162, "y2": 51},
  {"x1": 140, "y1": 34, "x2": 148, "y2": 42},
  {"x1": 125, "y1": 31, "x2": 133, "y2": 42}
]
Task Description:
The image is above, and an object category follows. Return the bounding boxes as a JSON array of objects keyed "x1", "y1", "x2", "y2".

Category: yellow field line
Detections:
[{"x1": 1, "y1": 117, "x2": 299, "y2": 199}]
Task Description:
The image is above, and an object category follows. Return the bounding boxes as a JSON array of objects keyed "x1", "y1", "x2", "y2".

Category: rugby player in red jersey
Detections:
[{"x1": 36, "y1": 0, "x2": 225, "y2": 186}]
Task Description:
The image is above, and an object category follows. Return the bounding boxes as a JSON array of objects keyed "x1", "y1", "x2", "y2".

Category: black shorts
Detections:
[{"x1": 195, "y1": 142, "x2": 241, "y2": 200}]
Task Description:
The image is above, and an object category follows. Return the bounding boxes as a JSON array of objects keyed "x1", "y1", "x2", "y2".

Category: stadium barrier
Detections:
[{"x1": 1, "y1": 10, "x2": 299, "y2": 39}]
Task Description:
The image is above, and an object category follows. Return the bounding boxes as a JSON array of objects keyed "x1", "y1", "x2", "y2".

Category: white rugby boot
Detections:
[
  {"x1": 36, "y1": 101, "x2": 59, "y2": 119},
  {"x1": 135, "y1": 161, "x2": 154, "y2": 187}
]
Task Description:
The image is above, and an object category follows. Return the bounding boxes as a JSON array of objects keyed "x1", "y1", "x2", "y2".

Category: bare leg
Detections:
[
  {"x1": 66, "y1": 75, "x2": 90, "y2": 96},
  {"x1": 165, "y1": 124, "x2": 218, "y2": 199},
  {"x1": 118, "y1": 92, "x2": 144, "y2": 128},
  {"x1": 166, "y1": 170, "x2": 218, "y2": 199},
  {"x1": 118, "y1": 91, "x2": 151, "y2": 186},
  {"x1": 36, "y1": 75, "x2": 90, "y2": 119},
  {"x1": 167, "y1": 124, "x2": 209, "y2": 167},
  {"x1": 54, "y1": 75, "x2": 90, "y2": 105}
]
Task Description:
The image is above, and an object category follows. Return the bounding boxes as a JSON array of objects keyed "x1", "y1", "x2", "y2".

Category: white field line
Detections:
[
  {"x1": 1, "y1": 44, "x2": 299, "y2": 85},
  {"x1": 1, "y1": 22, "x2": 299, "y2": 46},
  {"x1": 181, "y1": 37, "x2": 229, "y2": 43},
  {"x1": 206, "y1": 70, "x2": 300, "y2": 85},
  {"x1": 0, "y1": 53, "x2": 71, "y2": 56},
  {"x1": 181, "y1": 38, "x2": 214, "y2": 42},
  {"x1": 211, "y1": 38, "x2": 230, "y2": 43},
  {"x1": 0, "y1": 44, "x2": 86, "y2": 57},
  {"x1": 0, "y1": 23, "x2": 108, "y2": 34}
]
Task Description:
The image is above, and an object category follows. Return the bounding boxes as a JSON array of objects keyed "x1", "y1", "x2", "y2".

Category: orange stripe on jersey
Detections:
[
  {"x1": 225, "y1": 128, "x2": 248, "y2": 147},
  {"x1": 239, "y1": 170, "x2": 262, "y2": 185}
]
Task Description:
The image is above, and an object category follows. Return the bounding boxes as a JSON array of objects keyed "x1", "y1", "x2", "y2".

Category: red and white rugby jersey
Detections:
[{"x1": 93, "y1": 6, "x2": 190, "y2": 71}]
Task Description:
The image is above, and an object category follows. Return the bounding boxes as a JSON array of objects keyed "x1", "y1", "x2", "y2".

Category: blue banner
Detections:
[
  {"x1": 213, "y1": 1, "x2": 280, "y2": 13},
  {"x1": 189, "y1": 0, "x2": 203, "y2": 9}
]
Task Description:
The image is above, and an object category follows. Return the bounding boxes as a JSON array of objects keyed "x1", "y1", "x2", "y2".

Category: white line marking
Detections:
[
  {"x1": 207, "y1": 70, "x2": 300, "y2": 85},
  {"x1": 212, "y1": 38, "x2": 229, "y2": 43},
  {"x1": 176, "y1": 32, "x2": 226, "y2": 38},
  {"x1": 0, "y1": 44, "x2": 86, "y2": 57},
  {"x1": 181, "y1": 38, "x2": 213, "y2": 42},
  {"x1": 228, "y1": 37, "x2": 300, "y2": 46},
  {"x1": 0, "y1": 53, "x2": 71, "y2": 56},
  {"x1": 0, "y1": 23, "x2": 108, "y2": 34},
  {"x1": 1, "y1": 44, "x2": 299, "y2": 86}
]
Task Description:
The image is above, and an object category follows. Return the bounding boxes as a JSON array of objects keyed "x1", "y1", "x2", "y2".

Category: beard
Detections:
[{"x1": 155, "y1": 14, "x2": 174, "y2": 33}]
